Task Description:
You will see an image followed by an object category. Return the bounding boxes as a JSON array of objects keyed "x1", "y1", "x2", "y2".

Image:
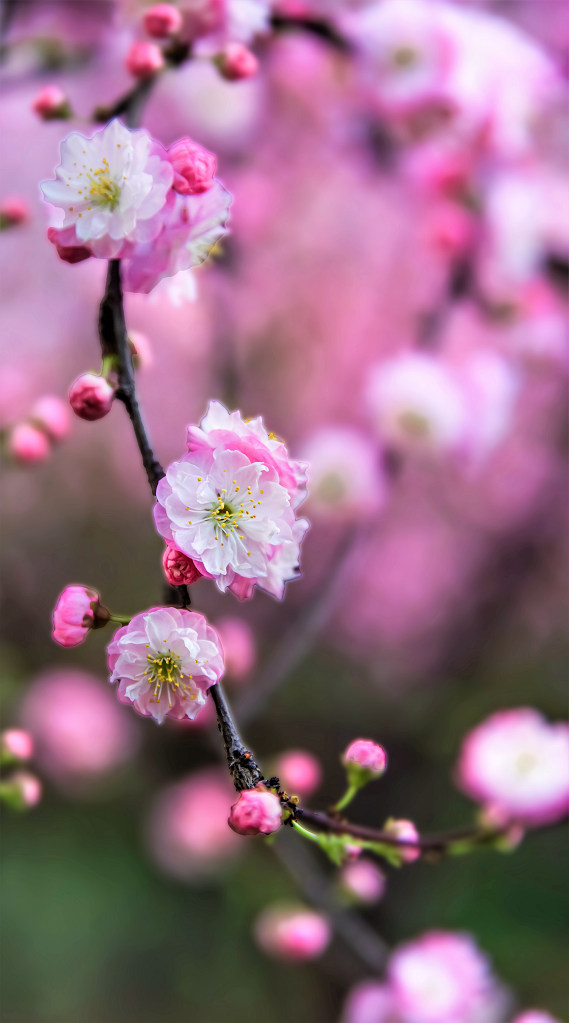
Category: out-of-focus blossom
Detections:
[
  {"x1": 228, "y1": 786, "x2": 282, "y2": 835},
  {"x1": 162, "y1": 543, "x2": 204, "y2": 586},
  {"x1": 302, "y1": 426, "x2": 384, "y2": 521},
  {"x1": 30, "y1": 396, "x2": 71, "y2": 441},
  {"x1": 458, "y1": 350, "x2": 519, "y2": 465},
  {"x1": 254, "y1": 904, "x2": 331, "y2": 961},
  {"x1": 146, "y1": 768, "x2": 241, "y2": 879},
  {"x1": 5, "y1": 772, "x2": 43, "y2": 810},
  {"x1": 0, "y1": 197, "x2": 30, "y2": 228},
  {"x1": 218, "y1": 42, "x2": 259, "y2": 80},
  {"x1": 513, "y1": 1013, "x2": 563, "y2": 1023},
  {"x1": 168, "y1": 137, "x2": 217, "y2": 195},
  {"x1": 7, "y1": 423, "x2": 50, "y2": 464},
  {"x1": 69, "y1": 373, "x2": 115, "y2": 422},
  {"x1": 125, "y1": 40, "x2": 166, "y2": 79},
  {"x1": 155, "y1": 402, "x2": 308, "y2": 599},
  {"x1": 343, "y1": 739, "x2": 387, "y2": 781},
  {"x1": 216, "y1": 616, "x2": 256, "y2": 681},
  {"x1": 340, "y1": 860, "x2": 387, "y2": 905},
  {"x1": 183, "y1": 0, "x2": 271, "y2": 50},
  {"x1": 107, "y1": 607, "x2": 224, "y2": 724},
  {"x1": 383, "y1": 819, "x2": 420, "y2": 863},
  {"x1": 41, "y1": 120, "x2": 173, "y2": 260},
  {"x1": 32, "y1": 85, "x2": 70, "y2": 120},
  {"x1": 274, "y1": 749, "x2": 321, "y2": 798},
  {"x1": 456, "y1": 709, "x2": 569, "y2": 826},
  {"x1": 341, "y1": 982, "x2": 395, "y2": 1023},
  {"x1": 1, "y1": 729, "x2": 34, "y2": 764},
  {"x1": 143, "y1": 3, "x2": 183, "y2": 38},
  {"x1": 21, "y1": 669, "x2": 137, "y2": 785},
  {"x1": 52, "y1": 584, "x2": 102, "y2": 647}
]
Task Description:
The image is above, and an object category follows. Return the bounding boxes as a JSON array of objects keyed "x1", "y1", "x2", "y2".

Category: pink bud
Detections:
[
  {"x1": 31, "y1": 395, "x2": 71, "y2": 441},
  {"x1": 143, "y1": 3, "x2": 183, "y2": 38},
  {"x1": 275, "y1": 749, "x2": 322, "y2": 798},
  {"x1": 216, "y1": 617, "x2": 256, "y2": 682},
  {"x1": 125, "y1": 40, "x2": 165, "y2": 79},
  {"x1": 162, "y1": 545, "x2": 204, "y2": 586},
  {"x1": 11, "y1": 771, "x2": 42, "y2": 809},
  {"x1": 384, "y1": 818, "x2": 420, "y2": 863},
  {"x1": 167, "y1": 137, "x2": 217, "y2": 196},
  {"x1": 1, "y1": 729, "x2": 34, "y2": 762},
  {"x1": 8, "y1": 423, "x2": 50, "y2": 464},
  {"x1": 0, "y1": 196, "x2": 29, "y2": 227},
  {"x1": 340, "y1": 860, "x2": 386, "y2": 905},
  {"x1": 52, "y1": 585, "x2": 101, "y2": 648},
  {"x1": 32, "y1": 84, "x2": 69, "y2": 119},
  {"x1": 343, "y1": 739, "x2": 387, "y2": 777},
  {"x1": 254, "y1": 905, "x2": 331, "y2": 961},
  {"x1": 218, "y1": 43, "x2": 259, "y2": 81},
  {"x1": 47, "y1": 226, "x2": 91, "y2": 264},
  {"x1": 344, "y1": 843, "x2": 362, "y2": 862},
  {"x1": 69, "y1": 373, "x2": 114, "y2": 422},
  {"x1": 228, "y1": 786, "x2": 282, "y2": 836}
]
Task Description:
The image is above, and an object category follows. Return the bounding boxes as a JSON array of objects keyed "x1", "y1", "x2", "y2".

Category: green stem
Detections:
[
  {"x1": 334, "y1": 784, "x2": 360, "y2": 813},
  {"x1": 101, "y1": 354, "x2": 117, "y2": 380},
  {"x1": 292, "y1": 820, "x2": 323, "y2": 846},
  {"x1": 109, "y1": 614, "x2": 131, "y2": 625}
]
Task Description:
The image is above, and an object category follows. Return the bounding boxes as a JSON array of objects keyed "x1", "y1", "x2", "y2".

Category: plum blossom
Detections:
[
  {"x1": 254, "y1": 905, "x2": 331, "y2": 961},
  {"x1": 456, "y1": 709, "x2": 569, "y2": 827},
  {"x1": 274, "y1": 749, "x2": 321, "y2": 798},
  {"x1": 302, "y1": 426, "x2": 384, "y2": 521},
  {"x1": 107, "y1": 607, "x2": 224, "y2": 724},
  {"x1": 154, "y1": 402, "x2": 308, "y2": 599},
  {"x1": 41, "y1": 119, "x2": 173, "y2": 260},
  {"x1": 341, "y1": 981, "x2": 395, "y2": 1023}
]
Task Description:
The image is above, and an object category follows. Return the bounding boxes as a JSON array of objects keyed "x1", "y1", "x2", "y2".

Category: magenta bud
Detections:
[
  {"x1": 32, "y1": 85, "x2": 70, "y2": 120},
  {"x1": 143, "y1": 3, "x2": 183, "y2": 38},
  {"x1": 218, "y1": 43, "x2": 259, "y2": 81},
  {"x1": 47, "y1": 227, "x2": 91, "y2": 264},
  {"x1": 125, "y1": 40, "x2": 165, "y2": 79},
  {"x1": 0, "y1": 196, "x2": 29, "y2": 228},
  {"x1": 342, "y1": 739, "x2": 387, "y2": 787},
  {"x1": 69, "y1": 373, "x2": 114, "y2": 422},
  {"x1": 162, "y1": 545, "x2": 204, "y2": 586},
  {"x1": 228, "y1": 786, "x2": 282, "y2": 836},
  {"x1": 8, "y1": 423, "x2": 50, "y2": 464},
  {"x1": 167, "y1": 137, "x2": 217, "y2": 196},
  {"x1": 52, "y1": 585, "x2": 105, "y2": 648}
]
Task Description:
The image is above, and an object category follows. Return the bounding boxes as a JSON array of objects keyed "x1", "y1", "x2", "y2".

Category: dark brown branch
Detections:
[
  {"x1": 295, "y1": 807, "x2": 500, "y2": 854},
  {"x1": 208, "y1": 683, "x2": 264, "y2": 791}
]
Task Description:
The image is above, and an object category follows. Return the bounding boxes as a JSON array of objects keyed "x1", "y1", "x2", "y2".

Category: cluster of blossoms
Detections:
[
  {"x1": 41, "y1": 119, "x2": 231, "y2": 294},
  {"x1": 4, "y1": 395, "x2": 70, "y2": 466},
  {"x1": 156, "y1": 401, "x2": 308, "y2": 599}
]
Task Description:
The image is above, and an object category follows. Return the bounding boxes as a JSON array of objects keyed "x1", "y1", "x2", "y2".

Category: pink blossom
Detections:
[
  {"x1": 389, "y1": 931, "x2": 500, "y2": 1023},
  {"x1": 216, "y1": 616, "x2": 256, "y2": 681},
  {"x1": 343, "y1": 739, "x2": 387, "y2": 778},
  {"x1": 10, "y1": 772, "x2": 42, "y2": 809},
  {"x1": 8, "y1": 423, "x2": 50, "y2": 464},
  {"x1": 32, "y1": 85, "x2": 69, "y2": 119},
  {"x1": 21, "y1": 669, "x2": 137, "y2": 785},
  {"x1": 47, "y1": 225, "x2": 92, "y2": 264},
  {"x1": 341, "y1": 982, "x2": 395, "y2": 1023},
  {"x1": 69, "y1": 373, "x2": 114, "y2": 422},
  {"x1": 1, "y1": 729, "x2": 34, "y2": 763},
  {"x1": 340, "y1": 860, "x2": 386, "y2": 905},
  {"x1": 162, "y1": 544, "x2": 204, "y2": 586},
  {"x1": 274, "y1": 749, "x2": 321, "y2": 798},
  {"x1": 30, "y1": 395, "x2": 71, "y2": 441},
  {"x1": 302, "y1": 426, "x2": 384, "y2": 521},
  {"x1": 228, "y1": 786, "x2": 282, "y2": 835},
  {"x1": 52, "y1": 585, "x2": 101, "y2": 647},
  {"x1": 383, "y1": 819, "x2": 420, "y2": 863},
  {"x1": 107, "y1": 607, "x2": 224, "y2": 724},
  {"x1": 513, "y1": 1013, "x2": 563, "y2": 1023},
  {"x1": 125, "y1": 40, "x2": 165, "y2": 79},
  {"x1": 0, "y1": 196, "x2": 29, "y2": 227},
  {"x1": 254, "y1": 904, "x2": 331, "y2": 961},
  {"x1": 456, "y1": 709, "x2": 569, "y2": 827},
  {"x1": 154, "y1": 402, "x2": 308, "y2": 599},
  {"x1": 168, "y1": 137, "x2": 217, "y2": 196},
  {"x1": 146, "y1": 768, "x2": 241, "y2": 879},
  {"x1": 143, "y1": 3, "x2": 183, "y2": 38},
  {"x1": 218, "y1": 43, "x2": 259, "y2": 81}
]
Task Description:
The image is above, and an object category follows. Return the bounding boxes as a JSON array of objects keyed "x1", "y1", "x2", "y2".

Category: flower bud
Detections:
[
  {"x1": 47, "y1": 226, "x2": 91, "y2": 264},
  {"x1": 383, "y1": 818, "x2": 420, "y2": 863},
  {"x1": 216, "y1": 617, "x2": 256, "y2": 682},
  {"x1": 168, "y1": 138, "x2": 217, "y2": 196},
  {"x1": 275, "y1": 749, "x2": 321, "y2": 798},
  {"x1": 8, "y1": 423, "x2": 50, "y2": 464},
  {"x1": 218, "y1": 43, "x2": 259, "y2": 81},
  {"x1": 1, "y1": 771, "x2": 42, "y2": 810},
  {"x1": 254, "y1": 905, "x2": 331, "y2": 961},
  {"x1": 31, "y1": 395, "x2": 71, "y2": 441},
  {"x1": 228, "y1": 786, "x2": 282, "y2": 836},
  {"x1": 340, "y1": 860, "x2": 386, "y2": 905},
  {"x1": 1, "y1": 729, "x2": 34, "y2": 765},
  {"x1": 128, "y1": 330, "x2": 152, "y2": 368},
  {"x1": 52, "y1": 585, "x2": 106, "y2": 647},
  {"x1": 143, "y1": 3, "x2": 183, "y2": 38},
  {"x1": 69, "y1": 373, "x2": 114, "y2": 422},
  {"x1": 125, "y1": 40, "x2": 165, "y2": 79},
  {"x1": 32, "y1": 84, "x2": 70, "y2": 120},
  {"x1": 162, "y1": 545, "x2": 204, "y2": 586},
  {"x1": 342, "y1": 739, "x2": 387, "y2": 788},
  {"x1": 0, "y1": 196, "x2": 29, "y2": 229}
]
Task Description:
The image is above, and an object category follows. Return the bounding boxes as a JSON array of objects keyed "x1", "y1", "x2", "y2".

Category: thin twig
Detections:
[{"x1": 209, "y1": 683, "x2": 264, "y2": 790}]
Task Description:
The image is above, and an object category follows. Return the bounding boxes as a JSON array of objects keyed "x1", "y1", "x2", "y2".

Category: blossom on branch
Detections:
[
  {"x1": 52, "y1": 585, "x2": 106, "y2": 647},
  {"x1": 228, "y1": 786, "x2": 282, "y2": 835},
  {"x1": 107, "y1": 607, "x2": 224, "y2": 724}
]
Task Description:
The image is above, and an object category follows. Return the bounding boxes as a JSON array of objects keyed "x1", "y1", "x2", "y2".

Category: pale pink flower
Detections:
[
  {"x1": 302, "y1": 426, "x2": 384, "y2": 521},
  {"x1": 274, "y1": 749, "x2": 321, "y2": 798},
  {"x1": 162, "y1": 544, "x2": 204, "y2": 586},
  {"x1": 125, "y1": 40, "x2": 165, "y2": 79},
  {"x1": 228, "y1": 786, "x2": 282, "y2": 835},
  {"x1": 254, "y1": 905, "x2": 331, "y2": 961},
  {"x1": 216, "y1": 616, "x2": 256, "y2": 681},
  {"x1": 340, "y1": 860, "x2": 386, "y2": 905},
  {"x1": 456, "y1": 709, "x2": 569, "y2": 827},
  {"x1": 389, "y1": 931, "x2": 499, "y2": 1023},
  {"x1": 31, "y1": 395, "x2": 71, "y2": 441},
  {"x1": 383, "y1": 819, "x2": 420, "y2": 863},
  {"x1": 343, "y1": 739, "x2": 387, "y2": 778},
  {"x1": 52, "y1": 584, "x2": 101, "y2": 647},
  {"x1": 341, "y1": 982, "x2": 395, "y2": 1023},
  {"x1": 168, "y1": 137, "x2": 217, "y2": 196},
  {"x1": 69, "y1": 373, "x2": 115, "y2": 422},
  {"x1": 143, "y1": 3, "x2": 183, "y2": 38},
  {"x1": 107, "y1": 607, "x2": 224, "y2": 724},
  {"x1": 32, "y1": 85, "x2": 69, "y2": 119},
  {"x1": 41, "y1": 120, "x2": 173, "y2": 260},
  {"x1": 8, "y1": 423, "x2": 50, "y2": 464},
  {"x1": 146, "y1": 768, "x2": 241, "y2": 879},
  {"x1": 218, "y1": 43, "x2": 259, "y2": 80},
  {"x1": 1, "y1": 729, "x2": 34, "y2": 763},
  {"x1": 366, "y1": 353, "x2": 467, "y2": 457},
  {"x1": 21, "y1": 669, "x2": 137, "y2": 785}
]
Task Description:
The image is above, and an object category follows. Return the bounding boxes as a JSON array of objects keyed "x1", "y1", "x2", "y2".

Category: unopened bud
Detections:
[
  {"x1": 143, "y1": 3, "x2": 183, "y2": 38},
  {"x1": 168, "y1": 137, "x2": 217, "y2": 196},
  {"x1": 254, "y1": 904, "x2": 331, "y2": 961},
  {"x1": 31, "y1": 395, "x2": 71, "y2": 441},
  {"x1": 340, "y1": 859, "x2": 386, "y2": 905},
  {"x1": 8, "y1": 423, "x2": 50, "y2": 464},
  {"x1": 0, "y1": 197, "x2": 29, "y2": 229},
  {"x1": 52, "y1": 585, "x2": 107, "y2": 648},
  {"x1": 32, "y1": 84, "x2": 71, "y2": 120},
  {"x1": 1, "y1": 729, "x2": 34, "y2": 765},
  {"x1": 218, "y1": 42, "x2": 259, "y2": 81},
  {"x1": 162, "y1": 545, "x2": 204, "y2": 586},
  {"x1": 125, "y1": 40, "x2": 165, "y2": 79},
  {"x1": 383, "y1": 818, "x2": 420, "y2": 863},
  {"x1": 69, "y1": 373, "x2": 114, "y2": 422},
  {"x1": 342, "y1": 738, "x2": 387, "y2": 788},
  {"x1": 228, "y1": 786, "x2": 282, "y2": 836}
]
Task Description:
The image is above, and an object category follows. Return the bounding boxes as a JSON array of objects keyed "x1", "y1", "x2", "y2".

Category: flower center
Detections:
[
  {"x1": 143, "y1": 649, "x2": 197, "y2": 707},
  {"x1": 88, "y1": 159, "x2": 121, "y2": 209},
  {"x1": 210, "y1": 494, "x2": 241, "y2": 535}
]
